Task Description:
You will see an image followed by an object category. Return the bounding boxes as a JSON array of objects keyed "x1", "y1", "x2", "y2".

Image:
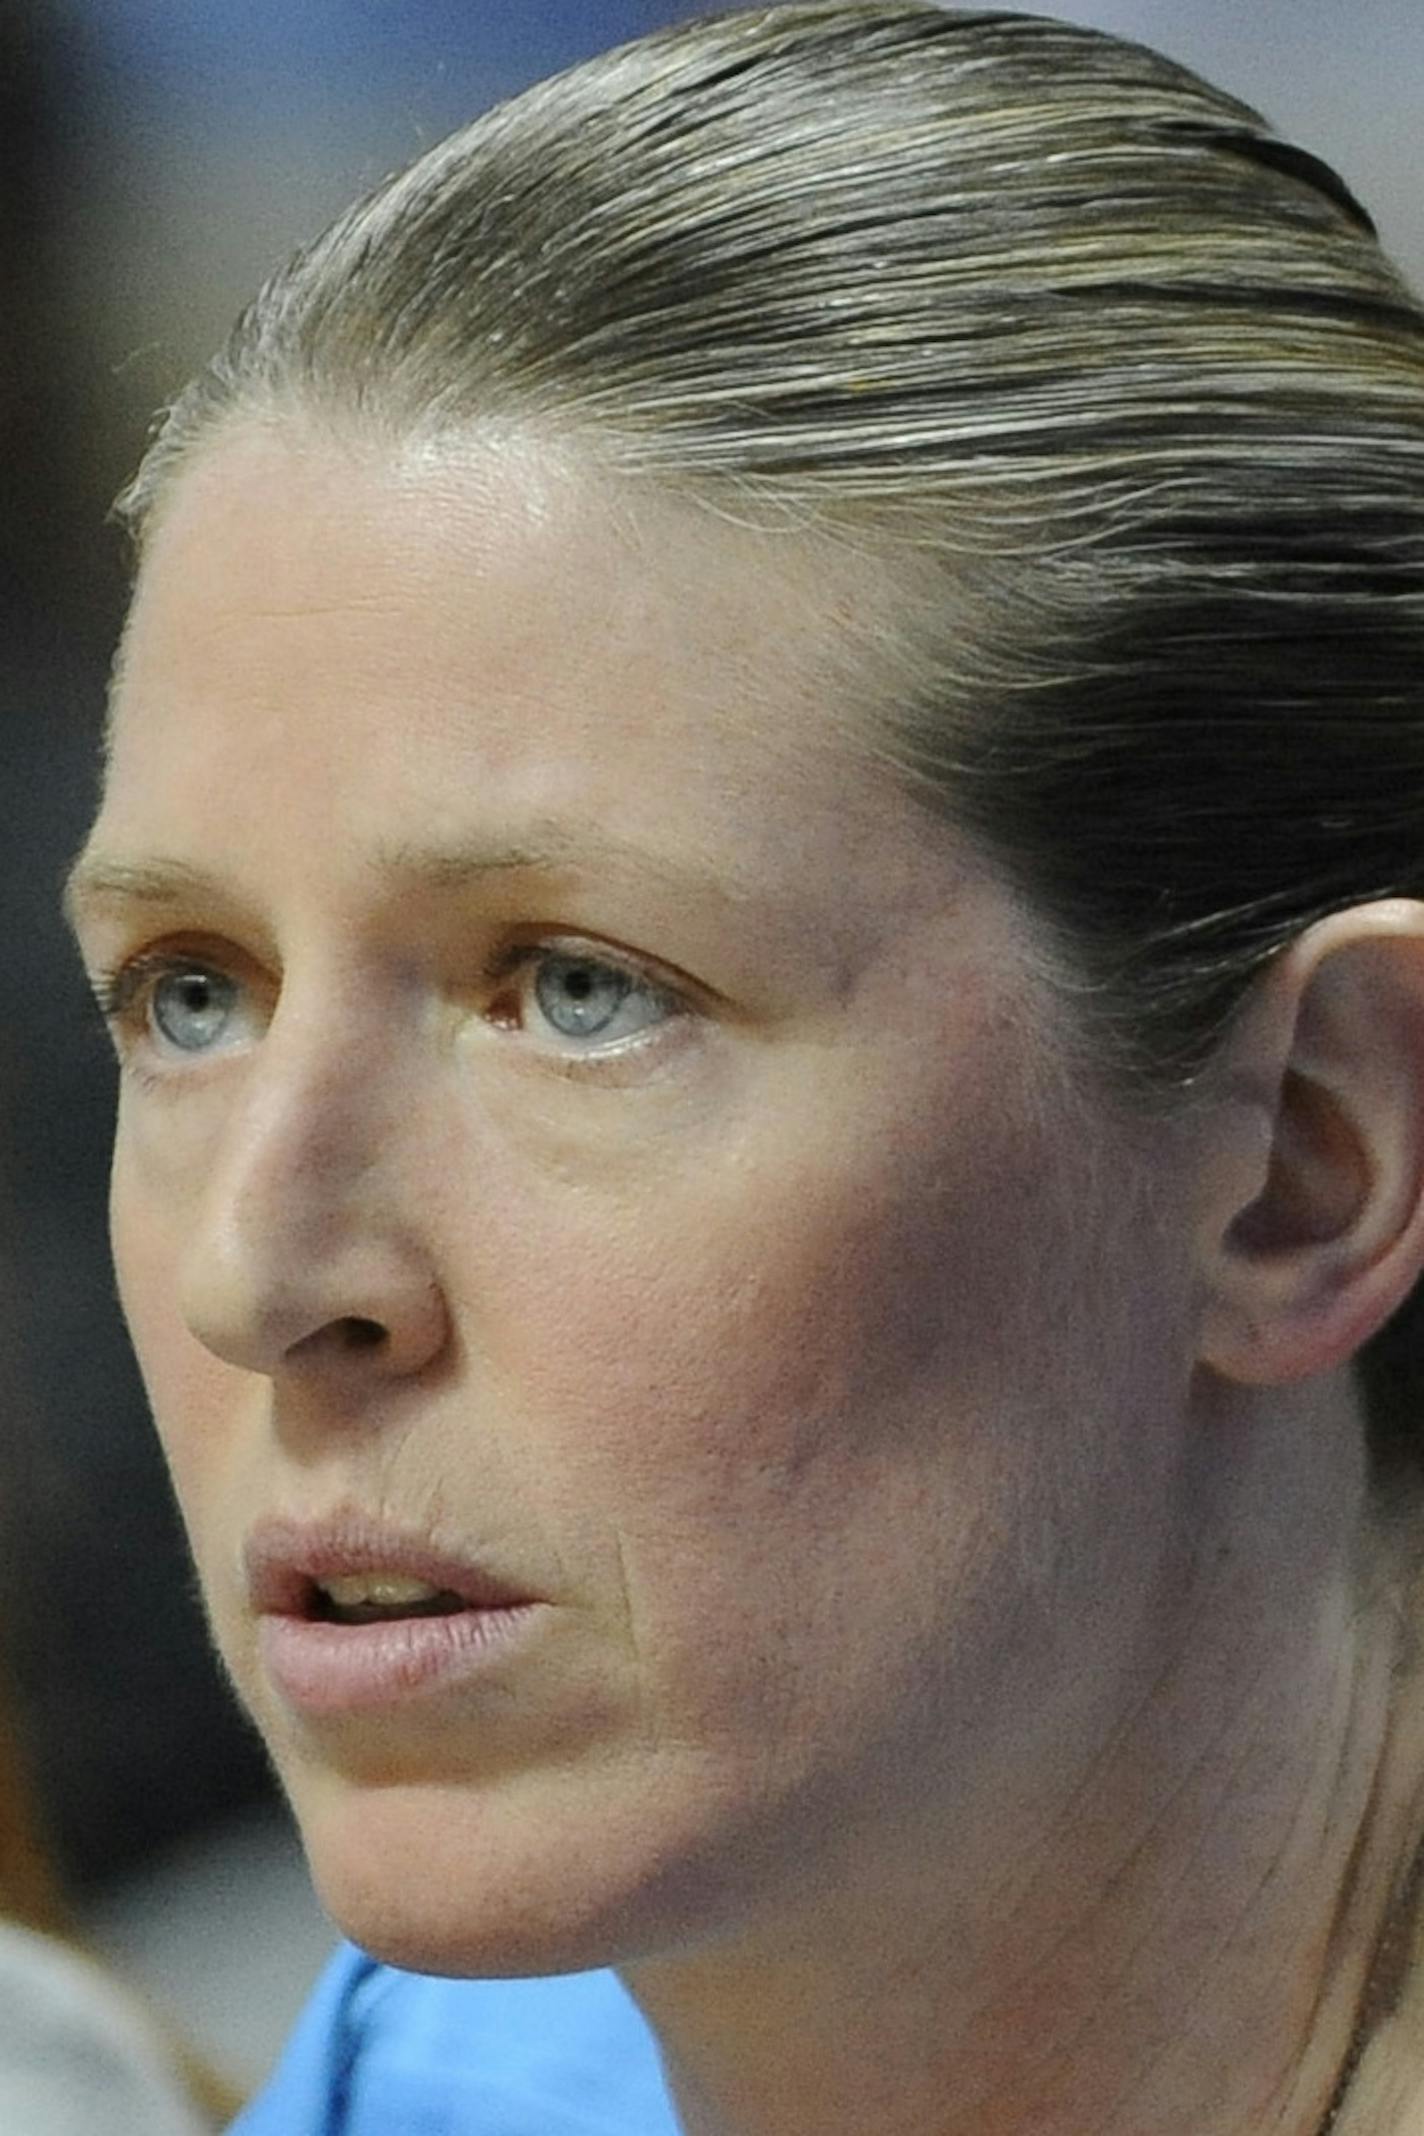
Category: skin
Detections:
[{"x1": 69, "y1": 419, "x2": 1424, "y2": 2135}]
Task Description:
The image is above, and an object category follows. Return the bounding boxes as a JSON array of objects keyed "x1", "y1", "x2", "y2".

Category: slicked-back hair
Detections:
[{"x1": 113, "y1": 2, "x2": 1424, "y2": 1470}]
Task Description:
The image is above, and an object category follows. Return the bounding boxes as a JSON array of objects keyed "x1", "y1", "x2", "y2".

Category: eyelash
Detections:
[
  {"x1": 87, "y1": 950, "x2": 244, "y2": 1088},
  {"x1": 89, "y1": 951, "x2": 194, "y2": 1026},
  {"x1": 87, "y1": 938, "x2": 692, "y2": 1073},
  {"x1": 483, "y1": 940, "x2": 686, "y2": 1038}
]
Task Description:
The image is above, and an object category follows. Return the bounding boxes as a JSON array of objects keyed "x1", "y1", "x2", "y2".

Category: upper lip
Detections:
[{"x1": 244, "y1": 1510, "x2": 541, "y2": 1617}]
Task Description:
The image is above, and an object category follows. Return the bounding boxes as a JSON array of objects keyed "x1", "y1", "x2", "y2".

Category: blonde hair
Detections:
[{"x1": 114, "y1": 0, "x2": 1424, "y2": 1452}]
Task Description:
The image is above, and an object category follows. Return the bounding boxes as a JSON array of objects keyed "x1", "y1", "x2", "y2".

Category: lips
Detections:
[
  {"x1": 244, "y1": 1511, "x2": 545, "y2": 1715},
  {"x1": 244, "y1": 1512, "x2": 540, "y2": 1620}
]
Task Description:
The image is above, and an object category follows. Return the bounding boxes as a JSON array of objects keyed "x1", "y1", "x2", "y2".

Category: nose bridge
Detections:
[
  {"x1": 181, "y1": 980, "x2": 444, "y2": 1377},
  {"x1": 217, "y1": 976, "x2": 394, "y2": 1234}
]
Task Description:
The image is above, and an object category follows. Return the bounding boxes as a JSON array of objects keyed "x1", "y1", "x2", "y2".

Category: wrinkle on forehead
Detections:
[
  {"x1": 112, "y1": 412, "x2": 913, "y2": 749},
  {"x1": 90, "y1": 416, "x2": 1001, "y2": 1036}
]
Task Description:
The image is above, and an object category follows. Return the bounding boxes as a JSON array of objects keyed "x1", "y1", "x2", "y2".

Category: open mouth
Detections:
[
  {"x1": 245, "y1": 1517, "x2": 544, "y2": 1711},
  {"x1": 307, "y1": 1574, "x2": 473, "y2": 1626}
]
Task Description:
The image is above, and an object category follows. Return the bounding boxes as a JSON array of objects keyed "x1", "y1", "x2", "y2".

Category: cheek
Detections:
[
  {"x1": 111, "y1": 1146, "x2": 240, "y2": 1514},
  {"x1": 112, "y1": 1148, "x2": 179, "y2": 1427},
  {"x1": 463, "y1": 1039, "x2": 1122, "y2": 1704},
  {"x1": 486, "y1": 1048, "x2": 1070, "y2": 1457}
]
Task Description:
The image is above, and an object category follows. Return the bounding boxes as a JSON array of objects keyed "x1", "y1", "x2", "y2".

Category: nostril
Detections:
[
  {"x1": 337, "y1": 1317, "x2": 388, "y2": 1351},
  {"x1": 290, "y1": 1316, "x2": 388, "y2": 1363},
  {"x1": 276, "y1": 1292, "x2": 446, "y2": 1376}
]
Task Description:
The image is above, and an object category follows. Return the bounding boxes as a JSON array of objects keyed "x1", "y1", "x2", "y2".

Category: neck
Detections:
[{"x1": 623, "y1": 1380, "x2": 1424, "y2": 2136}]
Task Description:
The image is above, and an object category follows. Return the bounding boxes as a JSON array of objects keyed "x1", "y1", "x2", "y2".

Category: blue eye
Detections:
[
  {"x1": 149, "y1": 966, "x2": 240, "y2": 1053},
  {"x1": 89, "y1": 950, "x2": 252, "y2": 1071},
  {"x1": 527, "y1": 951, "x2": 675, "y2": 1047}
]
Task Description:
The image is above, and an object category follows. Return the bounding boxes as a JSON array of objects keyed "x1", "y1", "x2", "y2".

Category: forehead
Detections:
[{"x1": 103, "y1": 421, "x2": 912, "y2": 875}]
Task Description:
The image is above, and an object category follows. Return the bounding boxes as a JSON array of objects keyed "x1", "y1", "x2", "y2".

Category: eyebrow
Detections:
[
  {"x1": 62, "y1": 828, "x2": 756, "y2": 932},
  {"x1": 63, "y1": 854, "x2": 216, "y2": 932}
]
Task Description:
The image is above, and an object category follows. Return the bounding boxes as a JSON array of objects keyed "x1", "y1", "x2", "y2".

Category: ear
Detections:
[{"x1": 1197, "y1": 900, "x2": 1424, "y2": 1388}]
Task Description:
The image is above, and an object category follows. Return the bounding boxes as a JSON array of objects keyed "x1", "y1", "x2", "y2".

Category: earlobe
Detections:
[{"x1": 1198, "y1": 902, "x2": 1424, "y2": 1390}]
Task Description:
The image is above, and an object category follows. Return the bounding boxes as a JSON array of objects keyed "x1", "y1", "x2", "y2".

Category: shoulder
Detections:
[{"x1": 230, "y1": 1943, "x2": 677, "y2": 2136}]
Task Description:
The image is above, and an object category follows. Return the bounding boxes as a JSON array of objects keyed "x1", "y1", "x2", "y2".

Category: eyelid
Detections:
[
  {"x1": 85, "y1": 927, "x2": 714, "y2": 1079},
  {"x1": 482, "y1": 935, "x2": 691, "y2": 1008},
  {"x1": 89, "y1": 928, "x2": 709, "y2": 1009},
  {"x1": 89, "y1": 943, "x2": 243, "y2": 1019},
  {"x1": 86, "y1": 942, "x2": 267, "y2": 1081},
  {"x1": 89, "y1": 948, "x2": 189, "y2": 1023},
  {"x1": 482, "y1": 929, "x2": 712, "y2": 1008},
  {"x1": 483, "y1": 938, "x2": 693, "y2": 1057}
]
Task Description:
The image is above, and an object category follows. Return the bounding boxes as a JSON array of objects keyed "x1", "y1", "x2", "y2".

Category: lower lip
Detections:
[{"x1": 259, "y1": 1604, "x2": 543, "y2": 1716}]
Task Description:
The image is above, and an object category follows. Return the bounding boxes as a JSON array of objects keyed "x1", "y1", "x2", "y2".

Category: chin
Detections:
[{"x1": 280, "y1": 1753, "x2": 753, "y2": 1982}]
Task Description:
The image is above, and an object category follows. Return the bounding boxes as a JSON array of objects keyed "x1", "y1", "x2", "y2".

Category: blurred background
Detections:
[{"x1": 1, "y1": 0, "x2": 1421, "y2": 2103}]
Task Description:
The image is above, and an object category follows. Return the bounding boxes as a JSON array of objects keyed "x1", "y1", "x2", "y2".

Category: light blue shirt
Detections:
[{"x1": 229, "y1": 1944, "x2": 680, "y2": 2135}]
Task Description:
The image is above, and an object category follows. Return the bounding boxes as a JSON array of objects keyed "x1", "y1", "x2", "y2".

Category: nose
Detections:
[{"x1": 177, "y1": 1009, "x2": 450, "y2": 1385}]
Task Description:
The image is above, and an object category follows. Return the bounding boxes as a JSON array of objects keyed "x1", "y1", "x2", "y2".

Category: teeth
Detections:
[{"x1": 318, "y1": 1574, "x2": 444, "y2": 1609}]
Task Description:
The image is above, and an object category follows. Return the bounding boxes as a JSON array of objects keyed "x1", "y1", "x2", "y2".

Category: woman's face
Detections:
[{"x1": 73, "y1": 423, "x2": 1198, "y2": 1975}]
